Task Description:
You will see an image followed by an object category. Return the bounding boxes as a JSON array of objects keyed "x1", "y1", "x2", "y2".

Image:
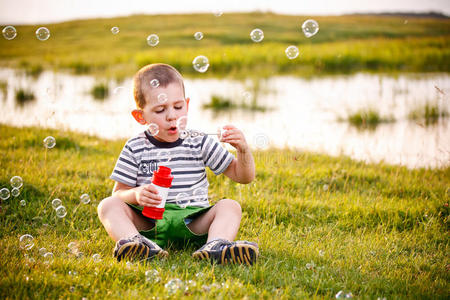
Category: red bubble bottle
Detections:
[{"x1": 142, "y1": 166, "x2": 174, "y2": 219}]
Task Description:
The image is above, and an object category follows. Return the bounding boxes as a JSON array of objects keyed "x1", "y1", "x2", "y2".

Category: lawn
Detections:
[
  {"x1": 0, "y1": 13, "x2": 449, "y2": 79},
  {"x1": 0, "y1": 124, "x2": 448, "y2": 299}
]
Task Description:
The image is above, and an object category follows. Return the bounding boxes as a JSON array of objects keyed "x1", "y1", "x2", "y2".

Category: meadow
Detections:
[
  {"x1": 0, "y1": 124, "x2": 448, "y2": 299},
  {"x1": 0, "y1": 13, "x2": 449, "y2": 79}
]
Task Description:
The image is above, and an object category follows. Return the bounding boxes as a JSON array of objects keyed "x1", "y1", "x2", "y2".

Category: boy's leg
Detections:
[
  {"x1": 188, "y1": 199, "x2": 259, "y2": 265},
  {"x1": 97, "y1": 196, "x2": 168, "y2": 261},
  {"x1": 187, "y1": 198, "x2": 242, "y2": 241}
]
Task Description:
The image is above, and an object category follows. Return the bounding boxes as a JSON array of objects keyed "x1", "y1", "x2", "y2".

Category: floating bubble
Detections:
[
  {"x1": 43, "y1": 252, "x2": 54, "y2": 263},
  {"x1": 145, "y1": 269, "x2": 161, "y2": 282},
  {"x1": 250, "y1": 28, "x2": 264, "y2": 43},
  {"x1": 285, "y1": 45, "x2": 300, "y2": 60},
  {"x1": 69, "y1": 270, "x2": 78, "y2": 277},
  {"x1": 253, "y1": 133, "x2": 270, "y2": 149},
  {"x1": 55, "y1": 205, "x2": 67, "y2": 218},
  {"x1": 189, "y1": 130, "x2": 199, "y2": 138},
  {"x1": 68, "y1": 241, "x2": 77, "y2": 250},
  {"x1": 111, "y1": 26, "x2": 120, "y2": 35},
  {"x1": 113, "y1": 86, "x2": 125, "y2": 95},
  {"x1": 80, "y1": 193, "x2": 90, "y2": 204},
  {"x1": 305, "y1": 261, "x2": 315, "y2": 270},
  {"x1": 35, "y1": 27, "x2": 50, "y2": 41},
  {"x1": 242, "y1": 91, "x2": 252, "y2": 101},
  {"x1": 19, "y1": 234, "x2": 34, "y2": 250},
  {"x1": 319, "y1": 250, "x2": 325, "y2": 256},
  {"x1": 179, "y1": 130, "x2": 189, "y2": 139},
  {"x1": 2, "y1": 26, "x2": 17, "y2": 40},
  {"x1": 302, "y1": 19, "x2": 319, "y2": 38},
  {"x1": 193, "y1": 188, "x2": 207, "y2": 201},
  {"x1": 10, "y1": 176, "x2": 23, "y2": 189},
  {"x1": 150, "y1": 79, "x2": 160, "y2": 88},
  {"x1": 148, "y1": 123, "x2": 159, "y2": 136},
  {"x1": 158, "y1": 150, "x2": 169, "y2": 162},
  {"x1": 176, "y1": 116, "x2": 188, "y2": 131},
  {"x1": 38, "y1": 247, "x2": 47, "y2": 256},
  {"x1": 323, "y1": 184, "x2": 329, "y2": 191},
  {"x1": 218, "y1": 127, "x2": 228, "y2": 140},
  {"x1": 43, "y1": 136, "x2": 56, "y2": 149},
  {"x1": 20, "y1": 199, "x2": 26, "y2": 206},
  {"x1": 335, "y1": 291, "x2": 353, "y2": 299},
  {"x1": 175, "y1": 192, "x2": 190, "y2": 208},
  {"x1": 139, "y1": 163, "x2": 150, "y2": 175},
  {"x1": 92, "y1": 253, "x2": 101, "y2": 262},
  {"x1": 146, "y1": 34, "x2": 159, "y2": 47},
  {"x1": 157, "y1": 93, "x2": 168, "y2": 104},
  {"x1": 194, "y1": 32, "x2": 204, "y2": 40},
  {"x1": 0, "y1": 188, "x2": 10, "y2": 200},
  {"x1": 165, "y1": 278, "x2": 184, "y2": 295},
  {"x1": 11, "y1": 187, "x2": 20, "y2": 197},
  {"x1": 213, "y1": 10, "x2": 223, "y2": 17},
  {"x1": 192, "y1": 55, "x2": 209, "y2": 73},
  {"x1": 51, "y1": 198, "x2": 62, "y2": 209}
]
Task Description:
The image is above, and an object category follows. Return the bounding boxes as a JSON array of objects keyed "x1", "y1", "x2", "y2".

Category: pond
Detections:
[{"x1": 0, "y1": 68, "x2": 449, "y2": 169}]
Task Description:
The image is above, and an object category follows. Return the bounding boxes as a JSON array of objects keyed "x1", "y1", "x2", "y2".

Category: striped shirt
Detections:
[{"x1": 110, "y1": 129, "x2": 234, "y2": 207}]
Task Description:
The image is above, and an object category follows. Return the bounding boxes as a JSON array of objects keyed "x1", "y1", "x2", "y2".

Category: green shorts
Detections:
[{"x1": 127, "y1": 202, "x2": 212, "y2": 249}]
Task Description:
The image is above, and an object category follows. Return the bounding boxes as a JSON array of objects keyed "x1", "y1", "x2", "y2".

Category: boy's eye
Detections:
[
  {"x1": 155, "y1": 109, "x2": 164, "y2": 113},
  {"x1": 175, "y1": 106, "x2": 183, "y2": 110}
]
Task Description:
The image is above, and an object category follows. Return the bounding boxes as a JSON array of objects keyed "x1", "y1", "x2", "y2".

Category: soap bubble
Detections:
[
  {"x1": 157, "y1": 93, "x2": 168, "y2": 104},
  {"x1": 11, "y1": 187, "x2": 20, "y2": 197},
  {"x1": 113, "y1": 86, "x2": 125, "y2": 95},
  {"x1": 68, "y1": 241, "x2": 77, "y2": 250},
  {"x1": 145, "y1": 269, "x2": 161, "y2": 283},
  {"x1": 158, "y1": 150, "x2": 169, "y2": 162},
  {"x1": 111, "y1": 26, "x2": 120, "y2": 35},
  {"x1": 189, "y1": 130, "x2": 199, "y2": 138},
  {"x1": 43, "y1": 252, "x2": 54, "y2": 263},
  {"x1": 20, "y1": 200, "x2": 26, "y2": 206},
  {"x1": 218, "y1": 127, "x2": 228, "y2": 140},
  {"x1": 10, "y1": 176, "x2": 23, "y2": 189},
  {"x1": 68, "y1": 270, "x2": 78, "y2": 277},
  {"x1": 213, "y1": 10, "x2": 223, "y2": 17},
  {"x1": 51, "y1": 198, "x2": 62, "y2": 209},
  {"x1": 43, "y1": 136, "x2": 56, "y2": 148},
  {"x1": 176, "y1": 116, "x2": 188, "y2": 131},
  {"x1": 80, "y1": 194, "x2": 90, "y2": 204},
  {"x1": 193, "y1": 188, "x2": 207, "y2": 201},
  {"x1": 285, "y1": 45, "x2": 300, "y2": 59},
  {"x1": 250, "y1": 28, "x2": 264, "y2": 43},
  {"x1": 0, "y1": 188, "x2": 10, "y2": 200},
  {"x1": 38, "y1": 247, "x2": 47, "y2": 256},
  {"x1": 2, "y1": 26, "x2": 17, "y2": 40},
  {"x1": 148, "y1": 123, "x2": 159, "y2": 136},
  {"x1": 139, "y1": 163, "x2": 150, "y2": 175},
  {"x1": 192, "y1": 55, "x2": 209, "y2": 73},
  {"x1": 35, "y1": 27, "x2": 50, "y2": 41},
  {"x1": 319, "y1": 250, "x2": 325, "y2": 256},
  {"x1": 242, "y1": 91, "x2": 252, "y2": 101},
  {"x1": 179, "y1": 130, "x2": 189, "y2": 139},
  {"x1": 175, "y1": 193, "x2": 190, "y2": 208},
  {"x1": 146, "y1": 34, "x2": 159, "y2": 47},
  {"x1": 194, "y1": 32, "x2": 204, "y2": 40},
  {"x1": 92, "y1": 253, "x2": 101, "y2": 262},
  {"x1": 150, "y1": 79, "x2": 160, "y2": 88},
  {"x1": 302, "y1": 19, "x2": 319, "y2": 38},
  {"x1": 335, "y1": 291, "x2": 353, "y2": 299},
  {"x1": 165, "y1": 278, "x2": 184, "y2": 295},
  {"x1": 55, "y1": 205, "x2": 67, "y2": 218},
  {"x1": 19, "y1": 234, "x2": 34, "y2": 250},
  {"x1": 253, "y1": 133, "x2": 270, "y2": 149}
]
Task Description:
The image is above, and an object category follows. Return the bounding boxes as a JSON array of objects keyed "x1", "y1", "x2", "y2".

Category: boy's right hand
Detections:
[{"x1": 135, "y1": 184, "x2": 162, "y2": 207}]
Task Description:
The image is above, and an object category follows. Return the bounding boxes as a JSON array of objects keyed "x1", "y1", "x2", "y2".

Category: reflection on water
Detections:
[{"x1": 0, "y1": 68, "x2": 449, "y2": 169}]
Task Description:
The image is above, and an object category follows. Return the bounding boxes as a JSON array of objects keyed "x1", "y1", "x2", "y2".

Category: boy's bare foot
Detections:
[
  {"x1": 113, "y1": 234, "x2": 168, "y2": 262},
  {"x1": 192, "y1": 239, "x2": 258, "y2": 265}
]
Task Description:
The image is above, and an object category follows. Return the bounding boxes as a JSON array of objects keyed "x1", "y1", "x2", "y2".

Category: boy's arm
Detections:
[
  {"x1": 112, "y1": 181, "x2": 162, "y2": 207},
  {"x1": 221, "y1": 125, "x2": 255, "y2": 184}
]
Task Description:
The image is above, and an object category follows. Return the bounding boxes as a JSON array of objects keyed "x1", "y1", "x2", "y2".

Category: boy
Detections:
[{"x1": 97, "y1": 63, "x2": 259, "y2": 265}]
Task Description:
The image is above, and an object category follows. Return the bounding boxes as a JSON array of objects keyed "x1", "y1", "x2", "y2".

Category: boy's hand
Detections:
[
  {"x1": 135, "y1": 184, "x2": 162, "y2": 207},
  {"x1": 219, "y1": 125, "x2": 250, "y2": 153}
]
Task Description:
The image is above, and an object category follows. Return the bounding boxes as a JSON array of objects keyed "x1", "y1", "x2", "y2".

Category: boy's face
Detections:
[{"x1": 133, "y1": 82, "x2": 188, "y2": 143}]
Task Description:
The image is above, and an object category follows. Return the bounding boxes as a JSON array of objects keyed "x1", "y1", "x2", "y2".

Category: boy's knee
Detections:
[
  {"x1": 218, "y1": 199, "x2": 242, "y2": 217},
  {"x1": 97, "y1": 196, "x2": 120, "y2": 218}
]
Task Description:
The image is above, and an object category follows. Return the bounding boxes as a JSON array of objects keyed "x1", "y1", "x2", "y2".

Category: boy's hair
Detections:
[{"x1": 133, "y1": 63, "x2": 185, "y2": 109}]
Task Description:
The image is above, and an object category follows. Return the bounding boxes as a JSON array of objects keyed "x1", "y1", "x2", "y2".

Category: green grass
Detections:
[
  {"x1": 0, "y1": 13, "x2": 449, "y2": 79},
  {"x1": 90, "y1": 82, "x2": 109, "y2": 100},
  {"x1": 14, "y1": 88, "x2": 35, "y2": 105},
  {"x1": 344, "y1": 109, "x2": 394, "y2": 129},
  {"x1": 0, "y1": 124, "x2": 448, "y2": 299},
  {"x1": 203, "y1": 94, "x2": 267, "y2": 112},
  {"x1": 408, "y1": 101, "x2": 449, "y2": 125}
]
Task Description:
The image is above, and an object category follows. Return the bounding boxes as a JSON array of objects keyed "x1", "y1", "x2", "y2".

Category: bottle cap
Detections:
[
  {"x1": 142, "y1": 207, "x2": 165, "y2": 219},
  {"x1": 152, "y1": 166, "x2": 173, "y2": 188}
]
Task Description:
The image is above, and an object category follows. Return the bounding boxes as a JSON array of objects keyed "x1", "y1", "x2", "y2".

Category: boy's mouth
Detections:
[{"x1": 168, "y1": 126, "x2": 178, "y2": 134}]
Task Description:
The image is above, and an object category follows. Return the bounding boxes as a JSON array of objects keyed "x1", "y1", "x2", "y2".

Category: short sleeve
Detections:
[
  {"x1": 110, "y1": 141, "x2": 139, "y2": 187},
  {"x1": 201, "y1": 135, "x2": 234, "y2": 175}
]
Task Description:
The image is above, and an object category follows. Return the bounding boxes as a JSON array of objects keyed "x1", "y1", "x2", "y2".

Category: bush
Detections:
[
  {"x1": 90, "y1": 83, "x2": 109, "y2": 100},
  {"x1": 15, "y1": 88, "x2": 35, "y2": 105}
]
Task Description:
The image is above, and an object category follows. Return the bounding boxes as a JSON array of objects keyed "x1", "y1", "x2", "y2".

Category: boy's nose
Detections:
[{"x1": 166, "y1": 108, "x2": 177, "y2": 121}]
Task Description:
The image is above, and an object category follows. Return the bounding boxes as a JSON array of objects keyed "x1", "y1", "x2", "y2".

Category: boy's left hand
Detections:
[{"x1": 219, "y1": 125, "x2": 249, "y2": 153}]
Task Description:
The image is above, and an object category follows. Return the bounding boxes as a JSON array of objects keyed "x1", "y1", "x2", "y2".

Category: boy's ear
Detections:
[
  {"x1": 131, "y1": 109, "x2": 147, "y2": 125},
  {"x1": 186, "y1": 97, "x2": 190, "y2": 111}
]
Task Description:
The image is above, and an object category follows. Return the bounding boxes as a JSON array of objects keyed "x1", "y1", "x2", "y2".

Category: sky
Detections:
[{"x1": 0, "y1": 0, "x2": 449, "y2": 25}]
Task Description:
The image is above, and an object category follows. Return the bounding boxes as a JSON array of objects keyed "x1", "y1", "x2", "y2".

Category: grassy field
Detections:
[
  {"x1": 0, "y1": 13, "x2": 449, "y2": 79},
  {"x1": 0, "y1": 124, "x2": 448, "y2": 299}
]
